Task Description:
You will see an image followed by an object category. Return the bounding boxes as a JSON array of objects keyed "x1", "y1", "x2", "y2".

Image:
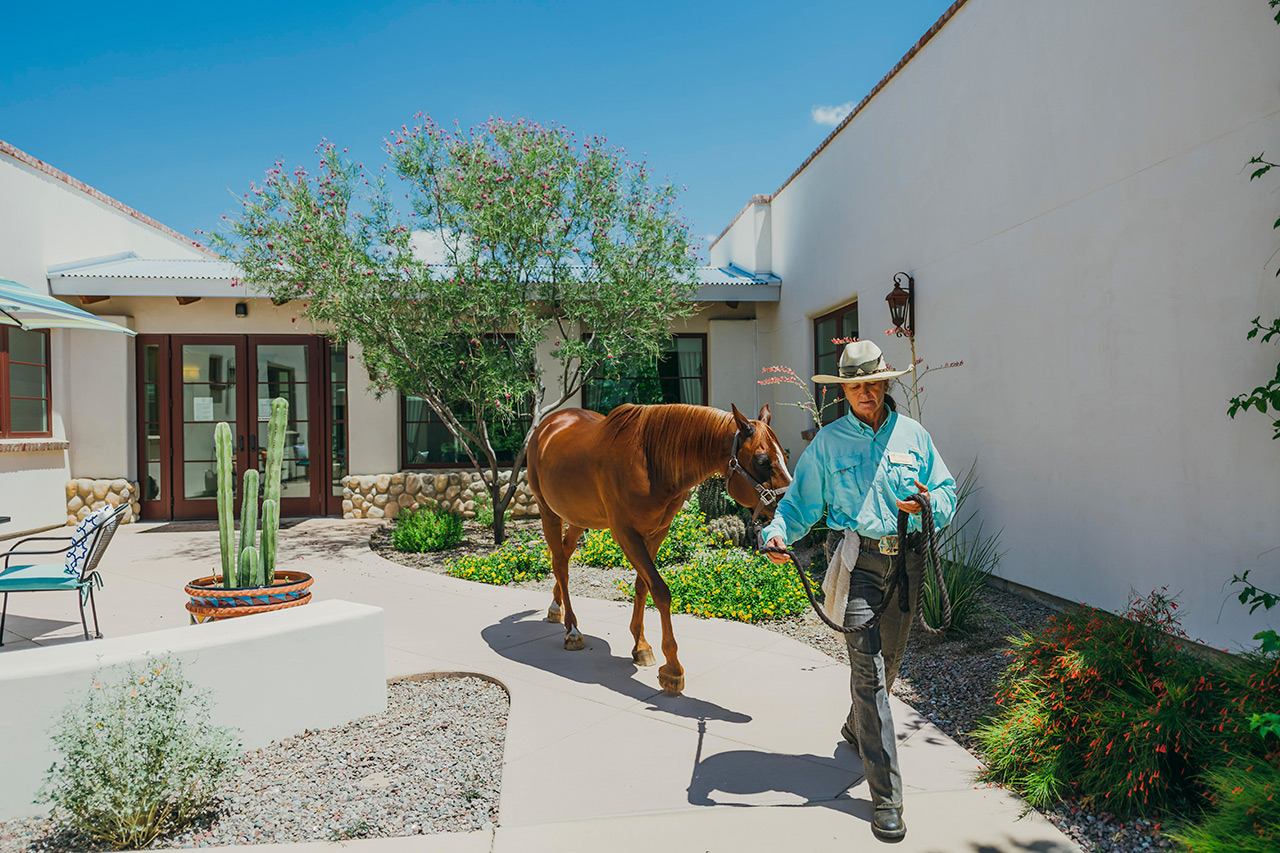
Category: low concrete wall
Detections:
[{"x1": 0, "y1": 600, "x2": 386, "y2": 819}]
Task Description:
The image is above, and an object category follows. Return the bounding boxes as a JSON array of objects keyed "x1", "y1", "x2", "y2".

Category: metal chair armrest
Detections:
[
  {"x1": 2, "y1": 547, "x2": 69, "y2": 569},
  {"x1": 4, "y1": 534, "x2": 74, "y2": 552}
]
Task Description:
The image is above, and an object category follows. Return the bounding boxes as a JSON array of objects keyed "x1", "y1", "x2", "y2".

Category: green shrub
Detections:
[
  {"x1": 40, "y1": 655, "x2": 240, "y2": 850},
  {"x1": 618, "y1": 548, "x2": 808, "y2": 623},
  {"x1": 446, "y1": 535, "x2": 552, "y2": 584},
  {"x1": 391, "y1": 503, "x2": 463, "y2": 553},
  {"x1": 577, "y1": 494, "x2": 722, "y2": 568},
  {"x1": 922, "y1": 462, "x2": 1004, "y2": 635},
  {"x1": 1169, "y1": 748, "x2": 1280, "y2": 852},
  {"x1": 974, "y1": 589, "x2": 1280, "y2": 820}
]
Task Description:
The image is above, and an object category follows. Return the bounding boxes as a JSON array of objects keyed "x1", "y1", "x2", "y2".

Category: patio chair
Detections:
[{"x1": 0, "y1": 503, "x2": 128, "y2": 646}]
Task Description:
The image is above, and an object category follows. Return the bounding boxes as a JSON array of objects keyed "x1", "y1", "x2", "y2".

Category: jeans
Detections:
[{"x1": 843, "y1": 545, "x2": 923, "y2": 811}]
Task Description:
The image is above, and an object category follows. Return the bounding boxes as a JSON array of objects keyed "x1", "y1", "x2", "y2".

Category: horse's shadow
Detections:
[{"x1": 481, "y1": 610, "x2": 751, "y2": 724}]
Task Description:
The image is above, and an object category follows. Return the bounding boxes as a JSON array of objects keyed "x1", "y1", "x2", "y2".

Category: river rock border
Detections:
[
  {"x1": 341, "y1": 470, "x2": 539, "y2": 520},
  {"x1": 64, "y1": 478, "x2": 142, "y2": 526}
]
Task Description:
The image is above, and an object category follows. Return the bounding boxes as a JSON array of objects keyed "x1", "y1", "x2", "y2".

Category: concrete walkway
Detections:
[{"x1": 2, "y1": 519, "x2": 1080, "y2": 852}]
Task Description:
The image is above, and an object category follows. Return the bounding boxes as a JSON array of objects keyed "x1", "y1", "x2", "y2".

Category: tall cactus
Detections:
[
  {"x1": 215, "y1": 422, "x2": 236, "y2": 587},
  {"x1": 260, "y1": 397, "x2": 288, "y2": 582},
  {"x1": 213, "y1": 396, "x2": 289, "y2": 591},
  {"x1": 260, "y1": 499, "x2": 279, "y2": 587},
  {"x1": 238, "y1": 468, "x2": 259, "y2": 587}
]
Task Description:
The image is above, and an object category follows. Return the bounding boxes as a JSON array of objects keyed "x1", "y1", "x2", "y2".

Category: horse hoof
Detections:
[
  {"x1": 633, "y1": 648, "x2": 657, "y2": 667},
  {"x1": 547, "y1": 604, "x2": 563, "y2": 624},
  {"x1": 658, "y1": 667, "x2": 684, "y2": 695},
  {"x1": 564, "y1": 628, "x2": 585, "y2": 651}
]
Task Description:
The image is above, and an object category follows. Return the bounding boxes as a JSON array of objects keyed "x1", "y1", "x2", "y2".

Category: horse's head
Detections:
[{"x1": 725, "y1": 404, "x2": 793, "y2": 523}]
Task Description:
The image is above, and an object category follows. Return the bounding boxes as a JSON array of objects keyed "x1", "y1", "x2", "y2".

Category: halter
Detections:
[{"x1": 725, "y1": 429, "x2": 787, "y2": 521}]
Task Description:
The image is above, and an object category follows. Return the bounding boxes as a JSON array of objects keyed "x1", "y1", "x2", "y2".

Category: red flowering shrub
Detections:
[{"x1": 976, "y1": 589, "x2": 1280, "y2": 823}]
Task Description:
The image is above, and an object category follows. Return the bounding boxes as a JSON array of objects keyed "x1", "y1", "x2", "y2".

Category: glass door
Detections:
[
  {"x1": 171, "y1": 337, "x2": 249, "y2": 520},
  {"x1": 249, "y1": 337, "x2": 322, "y2": 517}
]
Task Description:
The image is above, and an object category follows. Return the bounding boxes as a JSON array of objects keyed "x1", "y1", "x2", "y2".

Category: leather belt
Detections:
[{"x1": 857, "y1": 533, "x2": 919, "y2": 556}]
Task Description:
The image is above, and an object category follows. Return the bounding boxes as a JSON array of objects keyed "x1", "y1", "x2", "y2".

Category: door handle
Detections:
[
  {"x1": 250, "y1": 434, "x2": 258, "y2": 452},
  {"x1": 238, "y1": 435, "x2": 244, "y2": 452}
]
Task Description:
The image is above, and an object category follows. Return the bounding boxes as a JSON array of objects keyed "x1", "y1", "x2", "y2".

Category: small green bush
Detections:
[
  {"x1": 577, "y1": 494, "x2": 722, "y2": 568},
  {"x1": 618, "y1": 548, "x2": 808, "y2": 623},
  {"x1": 921, "y1": 462, "x2": 1004, "y2": 635},
  {"x1": 446, "y1": 535, "x2": 552, "y2": 584},
  {"x1": 40, "y1": 655, "x2": 240, "y2": 850},
  {"x1": 391, "y1": 503, "x2": 463, "y2": 553}
]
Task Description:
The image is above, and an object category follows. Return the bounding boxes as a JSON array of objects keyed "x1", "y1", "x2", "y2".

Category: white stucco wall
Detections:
[
  {"x1": 717, "y1": 0, "x2": 1280, "y2": 649},
  {"x1": 0, "y1": 148, "x2": 209, "y2": 536}
]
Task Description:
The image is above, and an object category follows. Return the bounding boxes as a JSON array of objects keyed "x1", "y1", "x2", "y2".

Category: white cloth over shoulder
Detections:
[{"x1": 819, "y1": 531, "x2": 861, "y2": 632}]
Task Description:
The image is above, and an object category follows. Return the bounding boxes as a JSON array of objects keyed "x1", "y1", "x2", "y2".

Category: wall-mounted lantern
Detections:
[
  {"x1": 886, "y1": 272, "x2": 914, "y2": 337},
  {"x1": 234, "y1": 302, "x2": 248, "y2": 318}
]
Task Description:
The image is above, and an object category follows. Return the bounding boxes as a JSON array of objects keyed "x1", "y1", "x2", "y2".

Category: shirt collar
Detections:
[{"x1": 845, "y1": 407, "x2": 896, "y2": 438}]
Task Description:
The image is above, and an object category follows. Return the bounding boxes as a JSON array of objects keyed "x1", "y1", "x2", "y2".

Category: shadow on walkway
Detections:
[{"x1": 483, "y1": 610, "x2": 751, "y2": 724}]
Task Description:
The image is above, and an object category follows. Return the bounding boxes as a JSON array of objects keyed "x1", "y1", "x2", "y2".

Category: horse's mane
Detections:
[{"x1": 602, "y1": 404, "x2": 734, "y2": 489}]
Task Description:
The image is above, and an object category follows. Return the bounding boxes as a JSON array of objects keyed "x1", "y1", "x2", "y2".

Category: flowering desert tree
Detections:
[{"x1": 214, "y1": 117, "x2": 698, "y2": 543}]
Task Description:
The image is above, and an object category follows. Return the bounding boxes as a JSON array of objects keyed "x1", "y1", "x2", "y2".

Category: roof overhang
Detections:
[{"x1": 48, "y1": 256, "x2": 781, "y2": 303}]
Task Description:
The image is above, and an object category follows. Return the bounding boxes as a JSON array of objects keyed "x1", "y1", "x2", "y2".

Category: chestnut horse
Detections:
[{"x1": 526, "y1": 403, "x2": 792, "y2": 694}]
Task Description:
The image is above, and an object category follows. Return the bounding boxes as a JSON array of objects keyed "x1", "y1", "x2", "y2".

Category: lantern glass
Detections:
[{"x1": 886, "y1": 285, "x2": 910, "y2": 329}]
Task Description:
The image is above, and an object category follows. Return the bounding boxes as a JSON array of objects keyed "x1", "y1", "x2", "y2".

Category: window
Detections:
[
  {"x1": 328, "y1": 341, "x2": 348, "y2": 497},
  {"x1": 401, "y1": 397, "x2": 531, "y2": 468},
  {"x1": 1, "y1": 328, "x2": 52, "y2": 437},
  {"x1": 813, "y1": 302, "x2": 858, "y2": 424},
  {"x1": 401, "y1": 335, "x2": 531, "y2": 469},
  {"x1": 583, "y1": 334, "x2": 707, "y2": 413}
]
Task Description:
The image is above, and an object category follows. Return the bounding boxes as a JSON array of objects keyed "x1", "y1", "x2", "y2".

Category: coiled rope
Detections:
[{"x1": 760, "y1": 493, "x2": 952, "y2": 636}]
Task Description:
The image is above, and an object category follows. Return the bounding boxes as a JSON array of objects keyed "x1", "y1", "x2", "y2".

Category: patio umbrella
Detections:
[{"x1": 0, "y1": 278, "x2": 136, "y2": 335}]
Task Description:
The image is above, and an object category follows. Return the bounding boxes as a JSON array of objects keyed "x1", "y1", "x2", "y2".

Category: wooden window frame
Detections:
[
  {"x1": 812, "y1": 301, "x2": 859, "y2": 424},
  {"x1": 0, "y1": 327, "x2": 53, "y2": 438}
]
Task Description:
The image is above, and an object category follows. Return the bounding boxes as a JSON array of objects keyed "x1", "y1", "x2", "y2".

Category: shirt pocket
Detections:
[
  {"x1": 886, "y1": 449, "x2": 925, "y2": 499},
  {"x1": 832, "y1": 453, "x2": 868, "y2": 512}
]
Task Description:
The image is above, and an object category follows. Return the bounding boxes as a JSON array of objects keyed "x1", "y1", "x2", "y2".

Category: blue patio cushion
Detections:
[{"x1": 0, "y1": 563, "x2": 83, "y2": 591}]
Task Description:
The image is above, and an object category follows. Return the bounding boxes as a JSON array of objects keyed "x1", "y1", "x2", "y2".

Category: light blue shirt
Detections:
[{"x1": 761, "y1": 409, "x2": 957, "y2": 544}]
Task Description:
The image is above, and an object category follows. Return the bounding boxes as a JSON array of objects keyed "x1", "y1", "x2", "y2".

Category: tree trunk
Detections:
[{"x1": 490, "y1": 482, "x2": 508, "y2": 546}]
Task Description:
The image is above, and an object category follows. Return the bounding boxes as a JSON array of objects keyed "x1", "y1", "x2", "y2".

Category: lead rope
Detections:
[{"x1": 759, "y1": 493, "x2": 952, "y2": 636}]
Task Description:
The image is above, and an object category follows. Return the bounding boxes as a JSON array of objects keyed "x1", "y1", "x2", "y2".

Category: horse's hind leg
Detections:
[
  {"x1": 540, "y1": 507, "x2": 583, "y2": 650},
  {"x1": 614, "y1": 527, "x2": 682, "y2": 694}
]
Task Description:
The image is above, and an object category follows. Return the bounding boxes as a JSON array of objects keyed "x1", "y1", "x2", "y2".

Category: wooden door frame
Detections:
[
  {"x1": 170, "y1": 335, "x2": 250, "y2": 520},
  {"x1": 246, "y1": 335, "x2": 325, "y2": 518},
  {"x1": 135, "y1": 335, "x2": 172, "y2": 521}
]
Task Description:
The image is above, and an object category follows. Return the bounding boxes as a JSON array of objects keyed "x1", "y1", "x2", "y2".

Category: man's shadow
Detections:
[{"x1": 481, "y1": 610, "x2": 750, "y2": 724}]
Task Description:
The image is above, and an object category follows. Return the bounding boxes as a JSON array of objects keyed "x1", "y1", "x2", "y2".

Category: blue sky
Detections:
[{"x1": 1, "y1": 0, "x2": 954, "y2": 259}]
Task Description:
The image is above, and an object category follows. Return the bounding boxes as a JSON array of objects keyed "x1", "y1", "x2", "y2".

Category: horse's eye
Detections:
[{"x1": 753, "y1": 453, "x2": 772, "y2": 473}]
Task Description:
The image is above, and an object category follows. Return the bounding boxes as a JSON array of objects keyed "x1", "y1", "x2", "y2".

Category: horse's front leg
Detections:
[
  {"x1": 614, "y1": 526, "x2": 682, "y2": 694},
  {"x1": 630, "y1": 572, "x2": 656, "y2": 667}
]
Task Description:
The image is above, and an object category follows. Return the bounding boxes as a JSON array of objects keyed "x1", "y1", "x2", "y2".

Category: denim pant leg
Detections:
[{"x1": 842, "y1": 548, "x2": 921, "y2": 811}]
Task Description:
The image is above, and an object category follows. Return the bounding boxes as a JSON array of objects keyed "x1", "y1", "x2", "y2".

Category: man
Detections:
[{"x1": 762, "y1": 340, "x2": 956, "y2": 842}]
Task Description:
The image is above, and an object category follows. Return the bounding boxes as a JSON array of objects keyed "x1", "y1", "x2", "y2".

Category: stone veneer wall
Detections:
[
  {"x1": 341, "y1": 470, "x2": 539, "y2": 520},
  {"x1": 65, "y1": 478, "x2": 142, "y2": 526}
]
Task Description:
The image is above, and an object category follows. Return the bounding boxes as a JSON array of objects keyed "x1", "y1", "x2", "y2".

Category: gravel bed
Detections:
[
  {"x1": 0, "y1": 677, "x2": 507, "y2": 852},
  {"x1": 375, "y1": 524, "x2": 1177, "y2": 852}
]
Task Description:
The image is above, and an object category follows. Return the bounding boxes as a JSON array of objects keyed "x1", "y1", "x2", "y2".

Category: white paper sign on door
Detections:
[
  {"x1": 258, "y1": 398, "x2": 271, "y2": 422},
  {"x1": 193, "y1": 397, "x2": 214, "y2": 422}
]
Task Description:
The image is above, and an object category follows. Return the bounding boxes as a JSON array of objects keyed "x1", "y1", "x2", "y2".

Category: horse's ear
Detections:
[
  {"x1": 757, "y1": 404, "x2": 771, "y2": 426},
  {"x1": 731, "y1": 404, "x2": 754, "y2": 436}
]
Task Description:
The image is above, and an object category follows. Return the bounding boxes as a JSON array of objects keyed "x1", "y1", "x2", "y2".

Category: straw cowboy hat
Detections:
[{"x1": 812, "y1": 340, "x2": 913, "y2": 384}]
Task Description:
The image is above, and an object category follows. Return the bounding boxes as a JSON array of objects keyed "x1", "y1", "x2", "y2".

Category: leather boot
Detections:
[{"x1": 872, "y1": 807, "x2": 906, "y2": 841}]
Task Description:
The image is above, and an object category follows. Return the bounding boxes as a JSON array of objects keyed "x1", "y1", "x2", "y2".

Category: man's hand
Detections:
[
  {"x1": 764, "y1": 536, "x2": 790, "y2": 565},
  {"x1": 896, "y1": 479, "x2": 930, "y2": 514}
]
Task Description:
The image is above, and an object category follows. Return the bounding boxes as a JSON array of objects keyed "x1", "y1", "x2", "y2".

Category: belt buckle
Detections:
[{"x1": 878, "y1": 535, "x2": 899, "y2": 556}]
